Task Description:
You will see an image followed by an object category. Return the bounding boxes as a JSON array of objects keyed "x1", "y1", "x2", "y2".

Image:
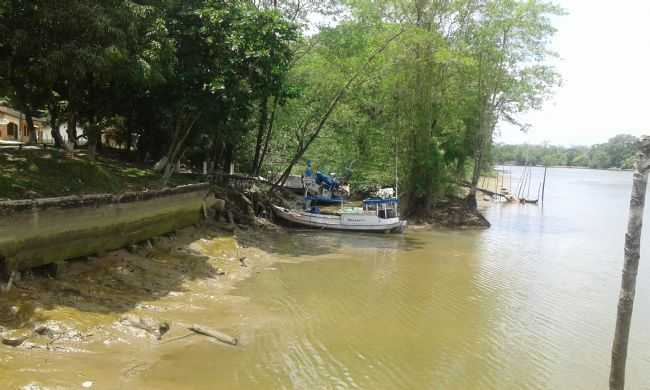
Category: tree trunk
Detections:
[
  {"x1": 160, "y1": 112, "x2": 200, "y2": 186},
  {"x1": 51, "y1": 126, "x2": 64, "y2": 148},
  {"x1": 212, "y1": 140, "x2": 225, "y2": 173},
  {"x1": 67, "y1": 113, "x2": 78, "y2": 148},
  {"x1": 610, "y1": 136, "x2": 650, "y2": 390},
  {"x1": 136, "y1": 132, "x2": 146, "y2": 162},
  {"x1": 466, "y1": 150, "x2": 483, "y2": 210},
  {"x1": 256, "y1": 96, "x2": 279, "y2": 176},
  {"x1": 87, "y1": 127, "x2": 98, "y2": 161},
  {"x1": 223, "y1": 142, "x2": 234, "y2": 174},
  {"x1": 251, "y1": 94, "x2": 269, "y2": 175},
  {"x1": 161, "y1": 158, "x2": 176, "y2": 184},
  {"x1": 48, "y1": 103, "x2": 64, "y2": 148},
  {"x1": 96, "y1": 129, "x2": 103, "y2": 152},
  {"x1": 25, "y1": 113, "x2": 37, "y2": 144},
  {"x1": 125, "y1": 128, "x2": 133, "y2": 157}
]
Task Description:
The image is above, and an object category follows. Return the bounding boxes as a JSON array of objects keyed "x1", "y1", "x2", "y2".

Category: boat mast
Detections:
[{"x1": 395, "y1": 131, "x2": 399, "y2": 198}]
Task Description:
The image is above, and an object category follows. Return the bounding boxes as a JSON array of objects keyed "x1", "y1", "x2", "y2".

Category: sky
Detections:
[{"x1": 496, "y1": 0, "x2": 650, "y2": 146}]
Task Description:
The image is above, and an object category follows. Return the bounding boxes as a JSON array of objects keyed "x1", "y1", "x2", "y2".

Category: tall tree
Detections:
[
  {"x1": 272, "y1": 26, "x2": 404, "y2": 188},
  {"x1": 464, "y1": 0, "x2": 562, "y2": 208},
  {"x1": 148, "y1": 0, "x2": 295, "y2": 183}
]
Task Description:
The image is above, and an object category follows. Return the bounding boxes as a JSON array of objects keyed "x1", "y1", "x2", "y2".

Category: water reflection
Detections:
[{"x1": 237, "y1": 229, "x2": 424, "y2": 258}]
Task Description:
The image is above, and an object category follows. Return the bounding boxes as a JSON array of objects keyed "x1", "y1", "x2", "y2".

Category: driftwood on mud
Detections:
[{"x1": 188, "y1": 324, "x2": 238, "y2": 346}]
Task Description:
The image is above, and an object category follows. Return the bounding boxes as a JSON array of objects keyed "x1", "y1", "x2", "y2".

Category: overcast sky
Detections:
[{"x1": 496, "y1": 0, "x2": 650, "y2": 146}]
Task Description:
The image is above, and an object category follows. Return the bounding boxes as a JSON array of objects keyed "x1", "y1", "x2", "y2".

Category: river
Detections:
[{"x1": 2, "y1": 167, "x2": 650, "y2": 389}]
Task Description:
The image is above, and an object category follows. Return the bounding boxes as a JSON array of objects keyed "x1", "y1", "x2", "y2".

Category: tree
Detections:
[
  {"x1": 610, "y1": 136, "x2": 650, "y2": 390},
  {"x1": 2, "y1": 0, "x2": 563, "y2": 204},
  {"x1": 605, "y1": 134, "x2": 638, "y2": 168},
  {"x1": 147, "y1": 0, "x2": 296, "y2": 184},
  {"x1": 465, "y1": 0, "x2": 562, "y2": 209},
  {"x1": 0, "y1": 0, "x2": 56, "y2": 144},
  {"x1": 272, "y1": 26, "x2": 404, "y2": 188}
]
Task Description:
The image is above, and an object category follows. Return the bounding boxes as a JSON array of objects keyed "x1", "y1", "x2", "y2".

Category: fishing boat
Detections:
[{"x1": 272, "y1": 197, "x2": 407, "y2": 233}]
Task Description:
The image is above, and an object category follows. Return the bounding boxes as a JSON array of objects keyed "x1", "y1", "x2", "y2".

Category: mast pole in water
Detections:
[
  {"x1": 541, "y1": 166, "x2": 548, "y2": 206},
  {"x1": 610, "y1": 136, "x2": 650, "y2": 390},
  {"x1": 526, "y1": 165, "x2": 533, "y2": 199},
  {"x1": 507, "y1": 168, "x2": 511, "y2": 194}
]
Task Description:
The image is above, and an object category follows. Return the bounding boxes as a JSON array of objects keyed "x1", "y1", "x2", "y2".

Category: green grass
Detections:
[{"x1": 0, "y1": 148, "x2": 200, "y2": 200}]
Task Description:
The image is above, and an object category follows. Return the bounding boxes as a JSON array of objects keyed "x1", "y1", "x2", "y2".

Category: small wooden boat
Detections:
[{"x1": 272, "y1": 198, "x2": 407, "y2": 233}]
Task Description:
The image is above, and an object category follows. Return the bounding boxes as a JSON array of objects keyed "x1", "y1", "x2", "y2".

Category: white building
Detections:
[{"x1": 41, "y1": 123, "x2": 85, "y2": 145}]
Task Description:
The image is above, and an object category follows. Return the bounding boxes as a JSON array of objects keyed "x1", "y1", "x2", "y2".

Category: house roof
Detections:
[
  {"x1": 0, "y1": 105, "x2": 23, "y2": 119},
  {"x1": 0, "y1": 105, "x2": 48, "y2": 123}
]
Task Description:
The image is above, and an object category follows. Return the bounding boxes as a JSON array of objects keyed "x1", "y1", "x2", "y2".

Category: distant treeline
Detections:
[{"x1": 493, "y1": 134, "x2": 638, "y2": 169}]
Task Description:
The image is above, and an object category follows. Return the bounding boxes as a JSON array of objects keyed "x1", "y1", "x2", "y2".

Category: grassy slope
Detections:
[{"x1": 0, "y1": 148, "x2": 200, "y2": 200}]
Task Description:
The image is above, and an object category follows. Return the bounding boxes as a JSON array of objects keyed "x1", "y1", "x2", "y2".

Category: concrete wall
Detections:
[{"x1": 0, "y1": 184, "x2": 215, "y2": 274}]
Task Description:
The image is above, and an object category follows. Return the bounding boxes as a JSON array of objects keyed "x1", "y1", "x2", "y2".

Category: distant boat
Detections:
[{"x1": 272, "y1": 198, "x2": 407, "y2": 233}]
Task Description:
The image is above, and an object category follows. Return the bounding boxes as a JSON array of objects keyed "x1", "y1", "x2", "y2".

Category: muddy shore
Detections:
[{"x1": 0, "y1": 222, "x2": 287, "y2": 388}]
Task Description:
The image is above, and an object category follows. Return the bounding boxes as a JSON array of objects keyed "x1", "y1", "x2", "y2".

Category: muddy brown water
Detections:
[{"x1": 2, "y1": 166, "x2": 650, "y2": 389}]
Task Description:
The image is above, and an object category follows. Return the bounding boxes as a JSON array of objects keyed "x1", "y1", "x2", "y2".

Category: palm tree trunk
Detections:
[{"x1": 610, "y1": 136, "x2": 650, "y2": 390}]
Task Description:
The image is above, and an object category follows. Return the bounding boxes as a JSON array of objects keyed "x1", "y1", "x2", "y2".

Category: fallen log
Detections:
[{"x1": 188, "y1": 325, "x2": 238, "y2": 346}]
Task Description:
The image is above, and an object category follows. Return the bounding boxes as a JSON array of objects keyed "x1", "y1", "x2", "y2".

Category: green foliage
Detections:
[
  {"x1": 0, "y1": 0, "x2": 297, "y2": 165},
  {"x1": 2, "y1": 0, "x2": 563, "y2": 209},
  {"x1": 493, "y1": 134, "x2": 639, "y2": 169},
  {"x1": 259, "y1": 0, "x2": 561, "y2": 215}
]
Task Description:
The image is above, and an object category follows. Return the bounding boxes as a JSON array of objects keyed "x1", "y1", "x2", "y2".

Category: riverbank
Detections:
[
  {"x1": 0, "y1": 223, "x2": 284, "y2": 388},
  {"x1": 406, "y1": 196, "x2": 492, "y2": 229},
  {"x1": 1, "y1": 147, "x2": 490, "y2": 229}
]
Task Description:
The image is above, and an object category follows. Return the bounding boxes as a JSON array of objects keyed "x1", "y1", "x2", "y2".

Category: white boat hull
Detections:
[{"x1": 272, "y1": 206, "x2": 407, "y2": 233}]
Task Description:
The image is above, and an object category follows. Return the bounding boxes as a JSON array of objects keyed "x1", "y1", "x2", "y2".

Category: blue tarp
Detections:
[{"x1": 315, "y1": 171, "x2": 338, "y2": 190}]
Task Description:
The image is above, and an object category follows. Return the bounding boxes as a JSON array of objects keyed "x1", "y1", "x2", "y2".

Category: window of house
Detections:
[{"x1": 7, "y1": 123, "x2": 17, "y2": 138}]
